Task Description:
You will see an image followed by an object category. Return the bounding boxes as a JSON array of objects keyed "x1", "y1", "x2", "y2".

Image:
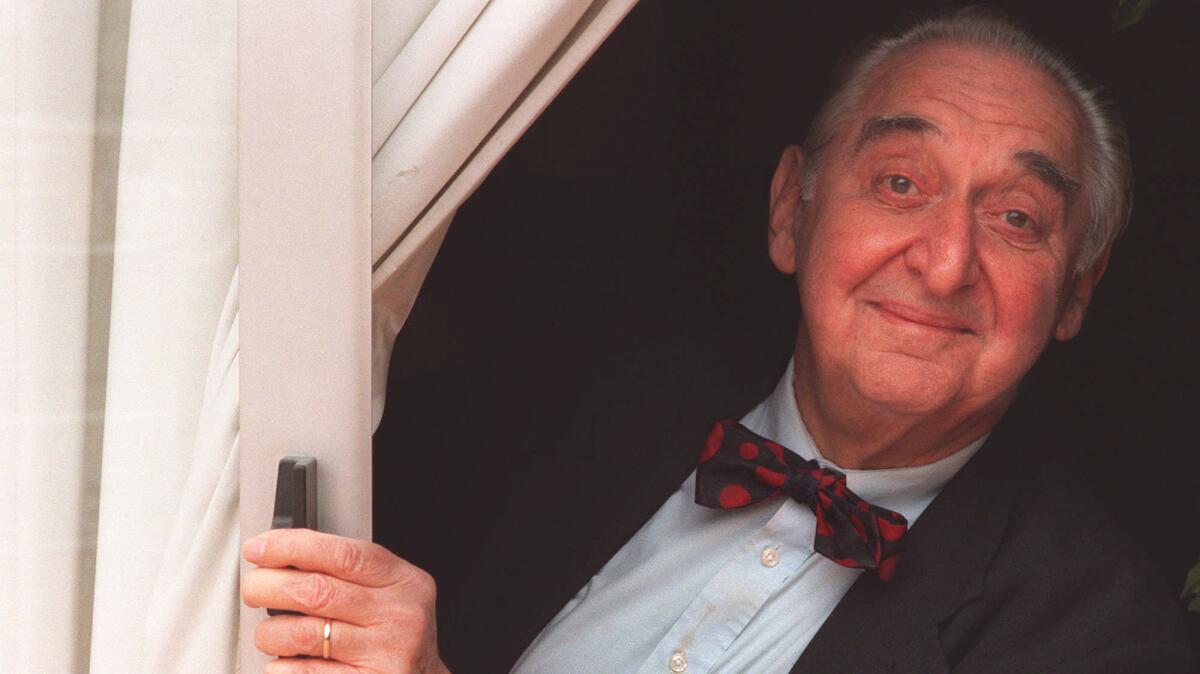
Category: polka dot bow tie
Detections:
[{"x1": 694, "y1": 420, "x2": 909, "y2": 582}]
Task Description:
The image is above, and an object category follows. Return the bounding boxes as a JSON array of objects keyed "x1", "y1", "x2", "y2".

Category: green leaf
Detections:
[
  {"x1": 1183, "y1": 558, "x2": 1200, "y2": 613},
  {"x1": 1113, "y1": 0, "x2": 1160, "y2": 32},
  {"x1": 1184, "y1": 560, "x2": 1200, "y2": 594}
]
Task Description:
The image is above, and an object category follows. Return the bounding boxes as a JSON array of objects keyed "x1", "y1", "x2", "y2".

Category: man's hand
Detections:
[{"x1": 241, "y1": 529, "x2": 451, "y2": 673}]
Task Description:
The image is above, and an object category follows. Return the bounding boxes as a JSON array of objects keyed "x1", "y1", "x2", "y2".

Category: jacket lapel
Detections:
[
  {"x1": 445, "y1": 341, "x2": 785, "y2": 671},
  {"x1": 444, "y1": 332, "x2": 1026, "y2": 673},
  {"x1": 790, "y1": 419, "x2": 1025, "y2": 673}
]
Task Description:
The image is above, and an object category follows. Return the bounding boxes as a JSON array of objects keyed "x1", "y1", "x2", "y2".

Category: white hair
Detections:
[{"x1": 800, "y1": 7, "x2": 1130, "y2": 272}]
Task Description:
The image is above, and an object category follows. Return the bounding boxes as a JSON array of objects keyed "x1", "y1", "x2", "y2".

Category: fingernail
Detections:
[{"x1": 243, "y1": 537, "x2": 265, "y2": 563}]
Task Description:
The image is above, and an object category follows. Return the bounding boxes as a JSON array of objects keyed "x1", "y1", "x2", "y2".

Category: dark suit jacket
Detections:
[{"x1": 382, "y1": 315, "x2": 1194, "y2": 673}]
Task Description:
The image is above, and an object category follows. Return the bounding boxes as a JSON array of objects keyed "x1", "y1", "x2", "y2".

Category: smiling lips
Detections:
[{"x1": 869, "y1": 301, "x2": 976, "y2": 335}]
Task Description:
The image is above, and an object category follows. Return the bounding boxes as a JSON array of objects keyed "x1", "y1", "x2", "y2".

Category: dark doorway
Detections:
[{"x1": 374, "y1": 0, "x2": 1200, "y2": 652}]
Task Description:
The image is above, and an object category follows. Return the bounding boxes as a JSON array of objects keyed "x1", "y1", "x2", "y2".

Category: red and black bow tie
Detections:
[{"x1": 695, "y1": 420, "x2": 909, "y2": 582}]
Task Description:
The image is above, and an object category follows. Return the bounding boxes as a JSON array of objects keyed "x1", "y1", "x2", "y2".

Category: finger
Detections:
[
  {"x1": 244, "y1": 529, "x2": 409, "y2": 587},
  {"x1": 254, "y1": 615, "x2": 372, "y2": 662},
  {"x1": 263, "y1": 658, "x2": 358, "y2": 674},
  {"x1": 243, "y1": 567, "x2": 378, "y2": 625}
]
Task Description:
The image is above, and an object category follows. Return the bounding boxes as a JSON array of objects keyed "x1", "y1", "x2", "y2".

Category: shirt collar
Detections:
[{"x1": 739, "y1": 357, "x2": 986, "y2": 524}]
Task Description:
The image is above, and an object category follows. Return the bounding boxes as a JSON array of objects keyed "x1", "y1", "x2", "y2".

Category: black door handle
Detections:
[{"x1": 267, "y1": 455, "x2": 317, "y2": 616}]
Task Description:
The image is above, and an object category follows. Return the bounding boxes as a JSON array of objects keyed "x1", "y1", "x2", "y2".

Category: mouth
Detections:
[{"x1": 867, "y1": 301, "x2": 975, "y2": 335}]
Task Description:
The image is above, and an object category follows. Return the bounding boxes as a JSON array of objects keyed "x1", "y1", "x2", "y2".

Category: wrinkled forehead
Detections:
[{"x1": 845, "y1": 41, "x2": 1086, "y2": 174}]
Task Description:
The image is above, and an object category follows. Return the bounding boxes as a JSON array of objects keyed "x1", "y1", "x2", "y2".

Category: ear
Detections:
[
  {"x1": 768, "y1": 145, "x2": 807, "y2": 275},
  {"x1": 1054, "y1": 244, "x2": 1112, "y2": 341}
]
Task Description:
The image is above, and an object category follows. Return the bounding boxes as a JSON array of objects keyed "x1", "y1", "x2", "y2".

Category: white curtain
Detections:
[
  {"x1": 1, "y1": 1, "x2": 239, "y2": 672},
  {"x1": 370, "y1": 0, "x2": 641, "y2": 428},
  {"x1": 4, "y1": 0, "x2": 638, "y2": 671}
]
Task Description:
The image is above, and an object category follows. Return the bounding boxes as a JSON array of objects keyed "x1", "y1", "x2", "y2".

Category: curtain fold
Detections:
[
  {"x1": 1, "y1": 3, "x2": 109, "y2": 672},
  {"x1": 5, "y1": 1, "x2": 637, "y2": 670},
  {"x1": 2, "y1": 1, "x2": 239, "y2": 672},
  {"x1": 370, "y1": 0, "x2": 641, "y2": 429},
  {"x1": 142, "y1": 270, "x2": 240, "y2": 673},
  {"x1": 88, "y1": 1, "x2": 237, "y2": 671},
  {"x1": 373, "y1": 0, "x2": 440, "y2": 84},
  {"x1": 371, "y1": 0, "x2": 489, "y2": 156}
]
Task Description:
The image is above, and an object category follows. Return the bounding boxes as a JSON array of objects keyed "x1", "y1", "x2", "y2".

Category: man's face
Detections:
[{"x1": 769, "y1": 43, "x2": 1106, "y2": 425}]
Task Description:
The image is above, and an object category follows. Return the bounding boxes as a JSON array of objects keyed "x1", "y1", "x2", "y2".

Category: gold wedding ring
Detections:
[{"x1": 322, "y1": 618, "x2": 332, "y2": 659}]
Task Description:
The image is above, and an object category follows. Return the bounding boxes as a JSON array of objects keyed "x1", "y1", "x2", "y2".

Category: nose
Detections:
[{"x1": 903, "y1": 201, "x2": 981, "y2": 297}]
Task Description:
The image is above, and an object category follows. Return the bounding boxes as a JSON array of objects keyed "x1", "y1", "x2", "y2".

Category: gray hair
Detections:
[{"x1": 800, "y1": 7, "x2": 1130, "y2": 273}]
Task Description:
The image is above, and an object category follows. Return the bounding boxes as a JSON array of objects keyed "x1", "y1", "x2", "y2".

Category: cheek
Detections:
[
  {"x1": 981, "y1": 262, "x2": 1062, "y2": 371},
  {"x1": 797, "y1": 235, "x2": 856, "y2": 333},
  {"x1": 798, "y1": 204, "x2": 913, "y2": 316}
]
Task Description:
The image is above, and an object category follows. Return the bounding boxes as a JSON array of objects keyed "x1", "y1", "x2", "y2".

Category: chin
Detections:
[{"x1": 851, "y1": 352, "x2": 965, "y2": 415}]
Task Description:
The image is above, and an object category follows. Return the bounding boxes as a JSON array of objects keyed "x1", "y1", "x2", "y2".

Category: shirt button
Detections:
[
  {"x1": 668, "y1": 650, "x2": 688, "y2": 672},
  {"x1": 760, "y1": 545, "x2": 781, "y2": 568}
]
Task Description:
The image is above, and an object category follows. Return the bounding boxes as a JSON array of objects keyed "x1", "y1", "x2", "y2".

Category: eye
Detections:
[
  {"x1": 1002, "y1": 210, "x2": 1031, "y2": 229},
  {"x1": 887, "y1": 175, "x2": 914, "y2": 195}
]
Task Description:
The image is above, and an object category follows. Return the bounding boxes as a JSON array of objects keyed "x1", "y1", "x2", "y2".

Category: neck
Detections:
[{"x1": 791, "y1": 338, "x2": 1009, "y2": 470}]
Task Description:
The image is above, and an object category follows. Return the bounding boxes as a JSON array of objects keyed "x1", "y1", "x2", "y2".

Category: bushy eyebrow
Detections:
[
  {"x1": 853, "y1": 115, "x2": 1080, "y2": 203},
  {"x1": 1014, "y1": 149, "x2": 1079, "y2": 201},
  {"x1": 854, "y1": 115, "x2": 942, "y2": 153}
]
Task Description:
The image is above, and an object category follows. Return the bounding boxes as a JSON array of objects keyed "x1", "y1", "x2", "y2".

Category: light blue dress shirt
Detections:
[{"x1": 513, "y1": 358, "x2": 986, "y2": 674}]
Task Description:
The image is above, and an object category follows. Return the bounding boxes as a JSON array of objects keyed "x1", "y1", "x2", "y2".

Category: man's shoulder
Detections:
[
  {"x1": 996, "y1": 468, "x2": 1177, "y2": 618},
  {"x1": 941, "y1": 448, "x2": 1194, "y2": 672}
]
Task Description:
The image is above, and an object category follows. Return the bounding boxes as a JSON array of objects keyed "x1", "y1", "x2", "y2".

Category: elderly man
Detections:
[{"x1": 242, "y1": 9, "x2": 1193, "y2": 673}]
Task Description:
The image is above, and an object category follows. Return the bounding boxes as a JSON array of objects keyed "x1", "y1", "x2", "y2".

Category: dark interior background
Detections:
[{"x1": 375, "y1": 0, "x2": 1199, "y2": 645}]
